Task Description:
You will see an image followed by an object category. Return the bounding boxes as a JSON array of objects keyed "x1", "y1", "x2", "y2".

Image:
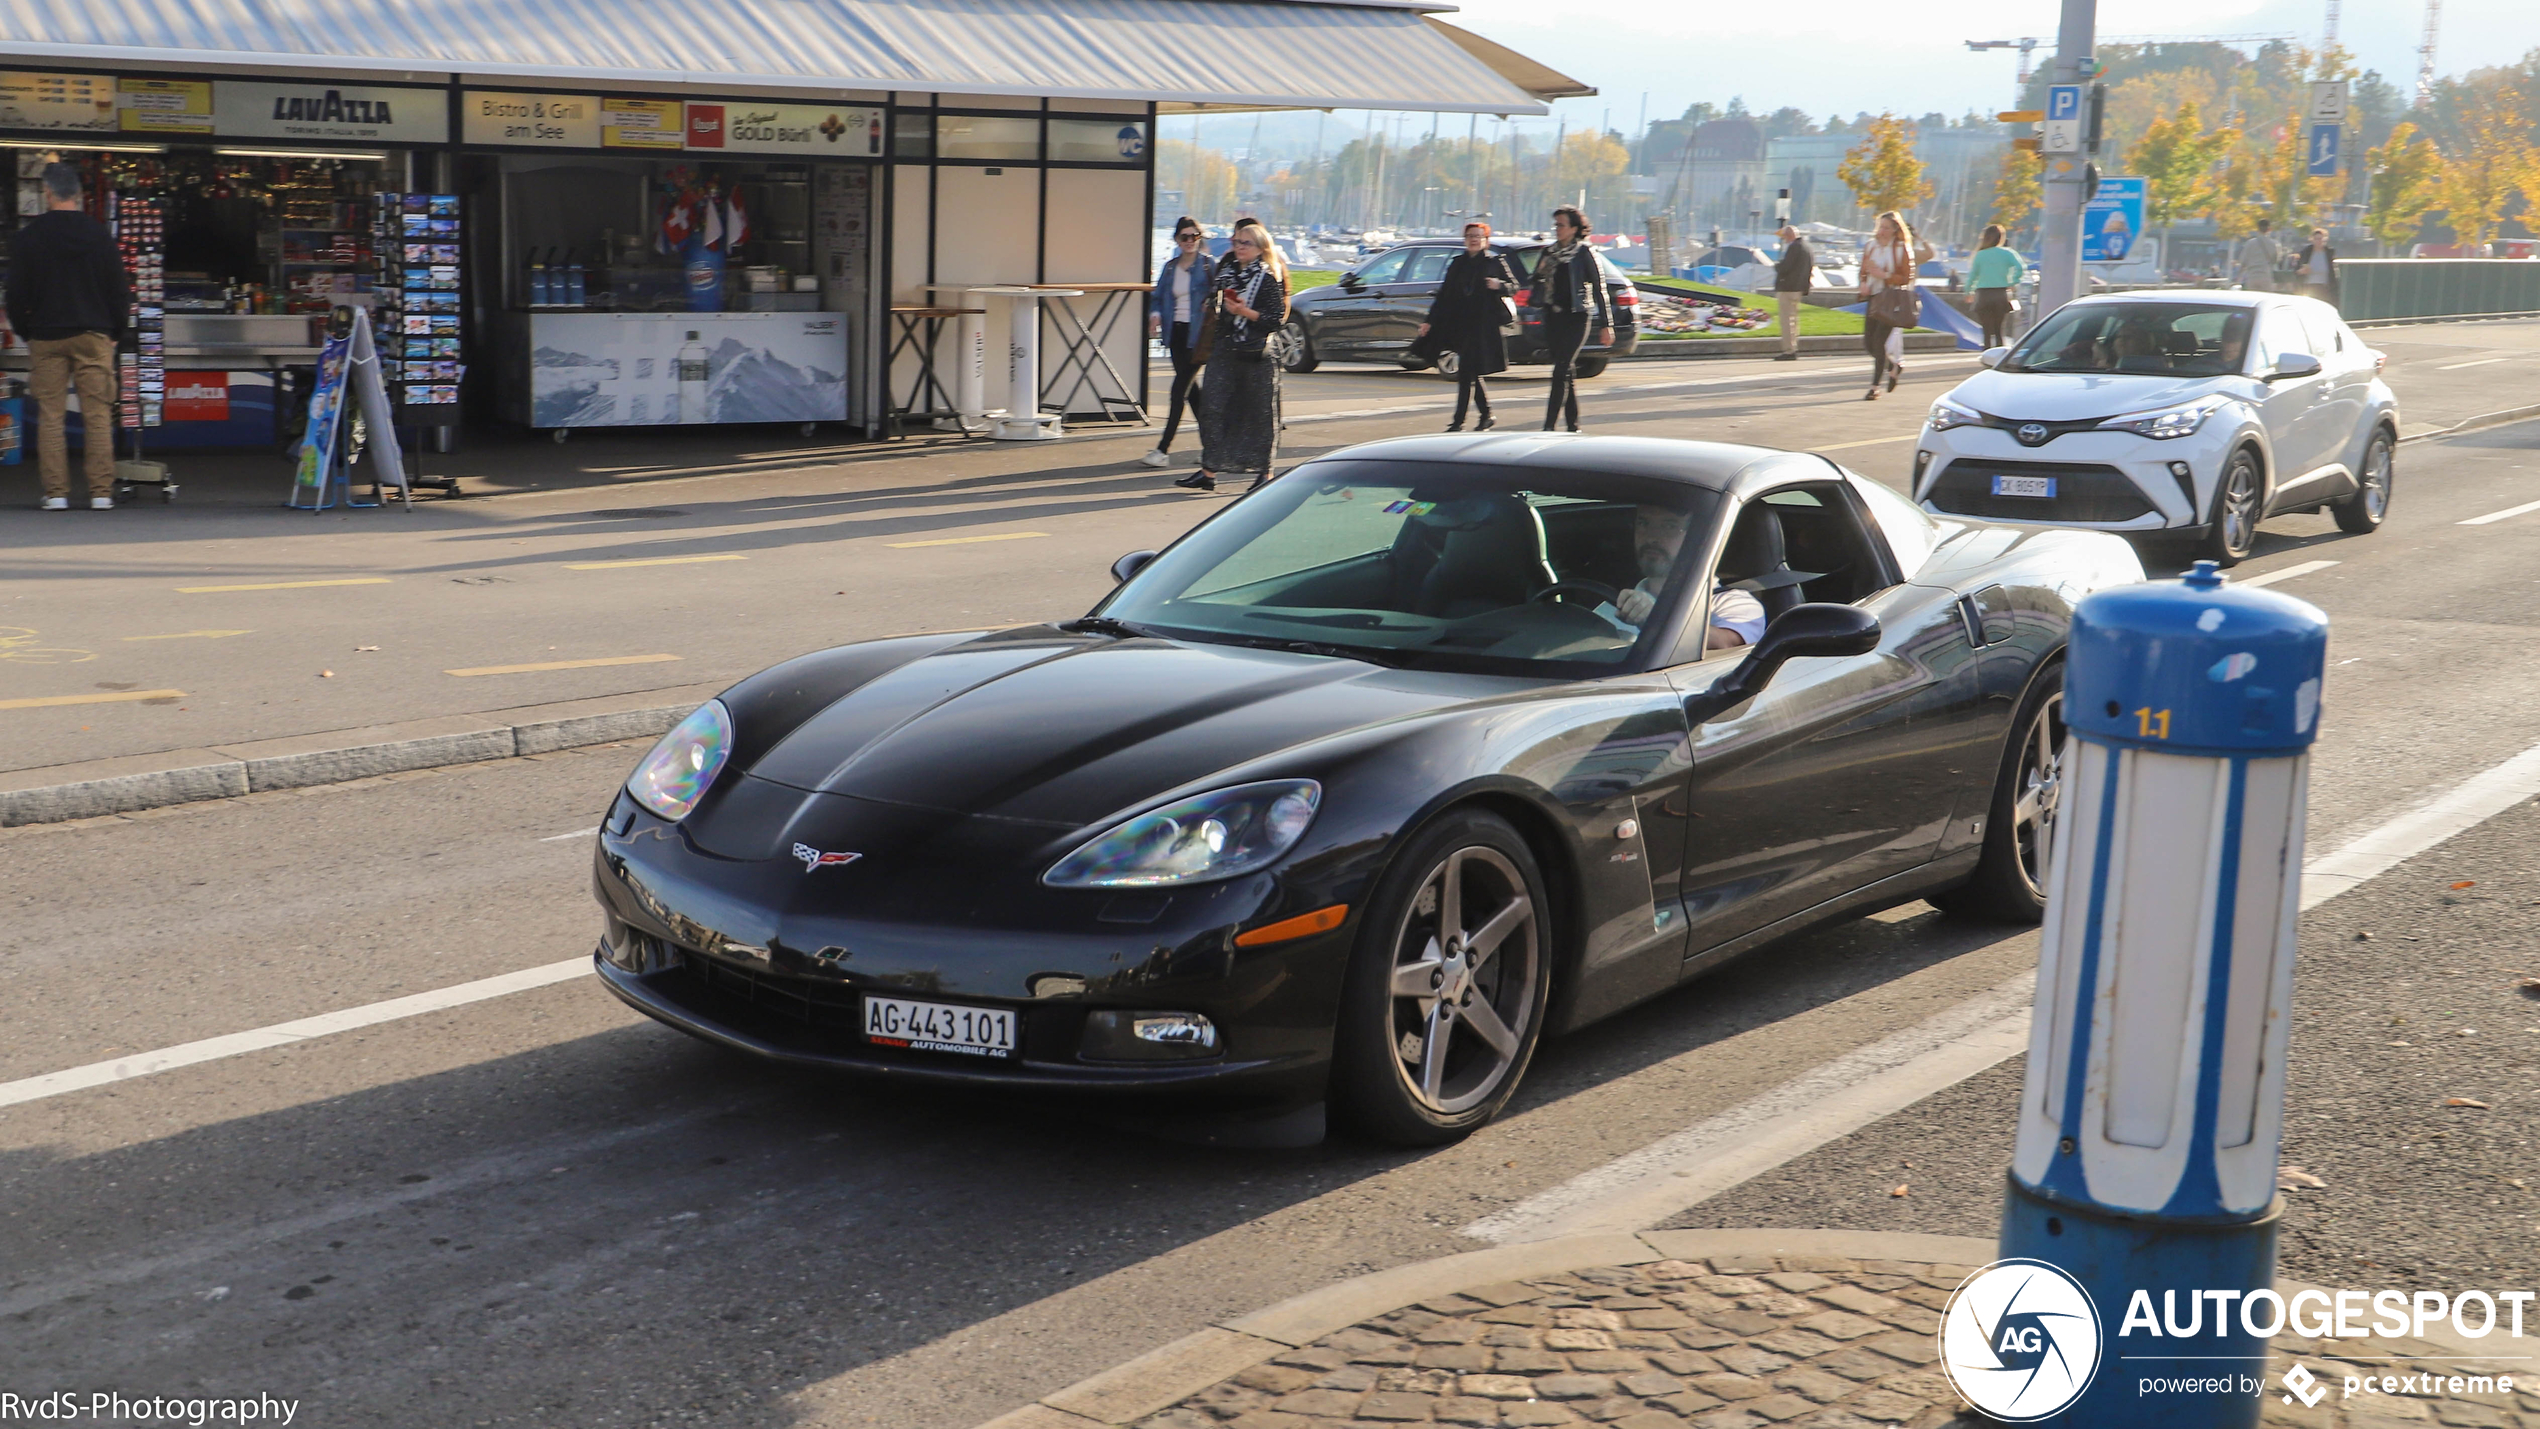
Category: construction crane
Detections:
[
  {"x1": 1965, "y1": 38, "x2": 2046, "y2": 108},
  {"x1": 2322, "y1": 0, "x2": 2340, "y2": 50},
  {"x1": 2416, "y1": 0, "x2": 2442, "y2": 105},
  {"x1": 2099, "y1": 32, "x2": 2299, "y2": 45}
]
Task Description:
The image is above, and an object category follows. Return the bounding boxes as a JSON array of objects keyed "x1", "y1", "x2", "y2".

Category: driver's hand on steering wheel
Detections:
[{"x1": 1613, "y1": 586, "x2": 1656, "y2": 626}]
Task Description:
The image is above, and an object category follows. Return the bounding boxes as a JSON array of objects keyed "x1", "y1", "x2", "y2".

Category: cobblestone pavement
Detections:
[{"x1": 1125, "y1": 1253, "x2": 2540, "y2": 1429}]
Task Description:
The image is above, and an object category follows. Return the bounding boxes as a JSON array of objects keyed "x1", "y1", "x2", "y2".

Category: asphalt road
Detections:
[{"x1": 2, "y1": 333, "x2": 2537, "y2": 1427}]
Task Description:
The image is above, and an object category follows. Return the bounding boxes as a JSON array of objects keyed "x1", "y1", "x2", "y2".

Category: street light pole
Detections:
[{"x1": 2035, "y1": 0, "x2": 2096, "y2": 320}]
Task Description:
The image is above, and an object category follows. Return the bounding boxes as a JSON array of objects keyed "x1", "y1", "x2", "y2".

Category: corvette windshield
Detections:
[
  {"x1": 2002, "y1": 302, "x2": 2254, "y2": 377},
  {"x1": 1100, "y1": 462, "x2": 1724, "y2": 673}
]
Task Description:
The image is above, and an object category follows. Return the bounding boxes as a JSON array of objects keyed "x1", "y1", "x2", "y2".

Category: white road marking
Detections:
[
  {"x1": 2436, "y1": 357, "x2": 2511, "y2": 370},
  {"x1": 2298, "y1": 740, "x2": 2540, "y2": 907},
  {"x1": 1464, "y1": 735, "x2": 2540, "y2": 1244},
  {"x1": 0, "y1": 959, "x2": 590, "y2": 1111},
  {"x1": 2460, "y1": 498, "x2": 2540, "y2": 526},
  {"x1": 1463, "y1": 975, "x2": 2038, "y2": 1244},
  {"x1": 541, "y1": 827, "x2": 600, "y2": 841},
  {"x1": 1814, "y1": 434, "x2": 1919, "y2": 452},
  {"x1": 2239, "y1": 559, "x2": 2340, "y2": 588}
]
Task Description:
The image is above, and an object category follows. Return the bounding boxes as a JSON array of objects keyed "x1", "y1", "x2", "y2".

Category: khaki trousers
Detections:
[
  {"x1": 1775, "y1": 291, "x2": 1803, "y2": 355},
  {"x1": 31, "y1": 332, "x2": 117, "y2": 499}
]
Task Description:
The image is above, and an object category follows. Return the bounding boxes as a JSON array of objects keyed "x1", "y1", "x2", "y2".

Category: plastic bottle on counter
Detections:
[
  {"x1": 529, "y1": 248, "x2": 550, "y2": 307},
  {"x1": 565, "y1": 249, "x2": 587, "y2": 308},
  {"x1": 677, "y1": 331, "x2": 709, "y2": 424}
]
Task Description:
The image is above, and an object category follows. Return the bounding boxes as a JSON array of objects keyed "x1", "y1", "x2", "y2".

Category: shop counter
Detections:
[{"x1": 497, "y1": 311, "x2": 848, "y2": 432}]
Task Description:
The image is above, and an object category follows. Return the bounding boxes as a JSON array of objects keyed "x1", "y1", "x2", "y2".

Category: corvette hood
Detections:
[
  {"x1": 742, "y1": 628, "x2": 1490, "y2": 827},
  {"x1": 1948, "y1": 369, "x2": 2235, "y2": 422}
]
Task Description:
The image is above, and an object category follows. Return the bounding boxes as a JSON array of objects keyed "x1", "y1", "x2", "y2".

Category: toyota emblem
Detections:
[{"x1": 2016, "y1": 423, "x2": 2049, "y2": 446}]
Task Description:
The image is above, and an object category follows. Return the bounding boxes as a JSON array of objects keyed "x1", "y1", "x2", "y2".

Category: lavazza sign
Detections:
[{"x1": 214, "y1": 81, "x2": 448, "y2": 144}]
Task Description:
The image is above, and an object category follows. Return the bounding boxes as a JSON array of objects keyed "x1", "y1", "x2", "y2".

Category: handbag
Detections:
[
  {"x1": 1498, "y1": 293, "x2": 1521, "y2": 338},
  {"x1": 1870, "y1": 286, "x2": 1918, "y2": 327}
]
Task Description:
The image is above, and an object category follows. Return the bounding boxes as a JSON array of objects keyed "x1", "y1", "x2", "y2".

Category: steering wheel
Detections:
[{"x1": 1529, "y1": 579, "x2": 1620, "y2": 607}]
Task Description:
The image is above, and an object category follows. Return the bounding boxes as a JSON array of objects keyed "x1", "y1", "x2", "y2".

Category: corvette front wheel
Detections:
[{"x1": 1332, "y1": 811, "x2": 1550, "y2": 1146}]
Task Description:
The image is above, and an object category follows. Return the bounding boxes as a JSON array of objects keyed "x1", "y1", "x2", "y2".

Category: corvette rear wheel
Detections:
[
  {"x1": 1931, "y1": 659, "x2": 2065, "y2": 924},
  {"x1": 1333, "y1": 812, "x2": 1550, "y2": 1146}
]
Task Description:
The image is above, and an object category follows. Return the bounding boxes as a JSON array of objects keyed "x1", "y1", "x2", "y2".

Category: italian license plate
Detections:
[
  {"x1": 863, "y1": 996, "x2": 1017, "y2": 1059},
  {"x1": 1991, "y1": 474, "x2": 2057, "y2": 498}
]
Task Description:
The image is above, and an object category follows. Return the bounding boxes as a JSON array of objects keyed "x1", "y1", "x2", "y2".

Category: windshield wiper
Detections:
[
  {"x1": 1058, "y1": 615, "x2": 1158, "y2": 639},
  {"x1": 1198, "y1": 632, "x2": 1417, "y2": 667}
]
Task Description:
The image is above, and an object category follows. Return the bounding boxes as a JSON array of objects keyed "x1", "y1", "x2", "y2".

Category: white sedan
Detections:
[{"x1": 1912, "y1": 291, "x2": 2397, "y2": 565}]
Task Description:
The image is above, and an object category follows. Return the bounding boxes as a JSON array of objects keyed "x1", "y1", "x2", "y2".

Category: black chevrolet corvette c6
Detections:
[{"x1": 590, "y1": 435, "x2": 2144, "y2": 1145}]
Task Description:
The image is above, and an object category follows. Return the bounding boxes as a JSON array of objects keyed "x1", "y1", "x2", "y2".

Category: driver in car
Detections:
[{"x1": 1611, "y1": 505, "x2": 1768, "y2": 650}]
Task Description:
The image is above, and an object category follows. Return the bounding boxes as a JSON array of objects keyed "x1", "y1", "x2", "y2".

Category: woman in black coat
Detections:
[
  {"x1": 1526, "y1": 205, "x2": 1612, "y2": 431},
  {"x1": 1412, "y1": 221, "x2": 1520, "y2": 431}
]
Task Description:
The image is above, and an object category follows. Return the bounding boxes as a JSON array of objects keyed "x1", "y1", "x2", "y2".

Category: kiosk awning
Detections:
[{"x1": 0, "y1": 0, "x2": 1582, "y2": 115}]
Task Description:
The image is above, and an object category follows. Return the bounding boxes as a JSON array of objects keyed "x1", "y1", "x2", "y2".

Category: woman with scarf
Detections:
[
  {"x1": 1858, "y1": 211, "x2": 1917, "y2": 400},
  {"x1": 1139, "y1": 216, "x2": 1210, "y2": 468},
  {"x1": 1180, "y1": 218, "x2": 1288, "y2": 493},
  {"x1": 1526, "y1": 206, "x2": 1612, "y2": 432},
  {"x1": 1411, "y1": 221, "x2": 1521, "y2": 431}
]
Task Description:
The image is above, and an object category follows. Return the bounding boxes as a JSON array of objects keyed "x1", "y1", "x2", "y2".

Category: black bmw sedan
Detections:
[
  {"x1": 1273, "y1": 239, "x2": 1642, "y2": 377},
  {"x1": 590, "y1": 436, "x2": 2143, "y2": 1144}
]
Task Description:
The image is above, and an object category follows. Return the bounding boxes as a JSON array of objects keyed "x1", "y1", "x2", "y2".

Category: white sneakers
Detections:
[
  {"x1": 1137, "y1": 448, "x2": 1172, "y2": 468},
  {"x1": 90, "y1": 497, "x2": 114, "y2": 510},
  {"x1": 40, "y1": 496, "x2": 68, "y2": 510},
  {"x1": 38, "y1": 496, "x2": 114, "y2": 509}
]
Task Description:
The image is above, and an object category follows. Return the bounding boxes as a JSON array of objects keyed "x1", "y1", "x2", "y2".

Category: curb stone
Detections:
[
  {"x1": 0, "y1": 681, "x2": 722, "y2": 826},
  {"x1": 975, "y1": 1231, "x2": 2540, "y2": 1429}
]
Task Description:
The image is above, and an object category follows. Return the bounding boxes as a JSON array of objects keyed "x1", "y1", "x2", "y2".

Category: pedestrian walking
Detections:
[
  {"x1": 1966, "y1": 223, "x2": 2025, "y2": 349},
  {"x1": 1180, "y1": 218, "x2": 1287, "y2": 494},
  {"x1": 5, "y1": 163, "x2": 128, "y2": 511},
  {"x1": 1857, "y1": 210, "x2": 1917, "y2": 401},
  {"x1": 1139, "y1": 217, "x2": 1210, "y2": 468},
  {"x1": 2233, "y1": 218, "x2": 2281, "y2": 292},
  {"x1": 2293, "y1": 227, "x2": 2340, "y2": 309},
  {"x1": 1411, "y1": 222, "x2": 1521, "y2": 430},
  {"x1": 1770, "y1": 223, "x2": 1813, "y2": 361},
  {"x1": 1526, "y1": 205, "x2": 1611, "y2": 432}
]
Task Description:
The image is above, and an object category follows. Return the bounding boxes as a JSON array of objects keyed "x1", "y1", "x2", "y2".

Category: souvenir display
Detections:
[{"x1": 373, "y1": 192, "x2": 465, "y2": 410}]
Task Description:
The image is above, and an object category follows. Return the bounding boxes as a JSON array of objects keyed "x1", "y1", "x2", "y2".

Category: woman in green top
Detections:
[{"x1": 1967, "y1": 225, "x2": 2026, "y2": 349}]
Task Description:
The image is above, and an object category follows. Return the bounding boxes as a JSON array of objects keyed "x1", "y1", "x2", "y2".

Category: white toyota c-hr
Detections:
[{"x1": 1913, "y1": 291, "x2": 2398, "y2": 565}]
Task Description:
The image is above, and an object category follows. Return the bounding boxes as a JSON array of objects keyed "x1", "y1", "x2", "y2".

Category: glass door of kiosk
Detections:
[{"x1": 488, "y1": 152, "x2": 870, "y2": 437}]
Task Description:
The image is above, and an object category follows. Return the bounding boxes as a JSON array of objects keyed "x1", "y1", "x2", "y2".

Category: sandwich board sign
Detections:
[{"x1": 290, "y1": 305, "x2": 408, "y2": 510}]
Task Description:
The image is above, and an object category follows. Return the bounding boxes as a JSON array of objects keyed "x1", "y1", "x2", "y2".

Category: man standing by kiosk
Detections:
[{"x1": 6, "y1": 163, "x2": 128, "y2": 511}]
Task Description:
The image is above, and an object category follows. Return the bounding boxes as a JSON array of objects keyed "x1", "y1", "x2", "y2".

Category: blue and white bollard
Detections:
[{"x1": 1996, "y1": 560, "x2": 2328, "y2": 1425}]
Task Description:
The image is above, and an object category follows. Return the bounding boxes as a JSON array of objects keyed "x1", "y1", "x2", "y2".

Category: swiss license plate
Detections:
[
  {"x1": 1991, "y1": 474, "x2": 2057, "y2": 498},
  {"x1": 864, "y1": 996, "x2": 1017, "y2": 1059}
]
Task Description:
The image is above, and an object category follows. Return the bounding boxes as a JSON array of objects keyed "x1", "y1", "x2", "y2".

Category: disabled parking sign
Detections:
[{"x1": 2082, "y1": 176, "x2": 2146, "y2": 263}]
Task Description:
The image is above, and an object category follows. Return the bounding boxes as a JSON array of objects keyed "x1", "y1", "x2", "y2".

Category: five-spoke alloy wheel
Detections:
[
  {"x1": 1932, "y1": 659, "x2": 2067, "y2": 924},
  {"x1": 1335, "y1": 811, "x2": 1550, "y2": 1144}
]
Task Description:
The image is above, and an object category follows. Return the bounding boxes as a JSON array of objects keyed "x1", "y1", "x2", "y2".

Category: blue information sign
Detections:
[
  {"x1": 2082, "y1": 175, "x2": 2147, "y2": 263},
  {"x1": 2307, "y1": 123, "x2": 2342, "y2": 177}
]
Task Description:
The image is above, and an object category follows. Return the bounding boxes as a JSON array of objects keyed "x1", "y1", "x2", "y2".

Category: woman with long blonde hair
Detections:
[
  {"x1": 1181, "y1": 218, "x2": 1289, "y2": 492},
  {"x1": 1857, "y1": 210, "x2": 1917, "y2": 399}
]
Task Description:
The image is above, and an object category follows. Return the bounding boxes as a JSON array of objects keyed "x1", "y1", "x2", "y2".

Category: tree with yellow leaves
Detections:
[
  {"x1": 2433, "y1": 78, "x2": 2537, "y2": 253},
  {"x1": 1837, "y1": 114, "x2": 1934, "y2": 222},
  {"x1": 2365, "y1": 122, "x2": 2446, "y2": 251},
  {"x1": 1155, "y1": 138, "x2": 1238, "y2": 222},
  {"x1": 1992, "y1": 148, "x2": 2042, "y2": 239},
  {"x1": 2128, "y1": 101, "x2": 2238, "y2": 253}
]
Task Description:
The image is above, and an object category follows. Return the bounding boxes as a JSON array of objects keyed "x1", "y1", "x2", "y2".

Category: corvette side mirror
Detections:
[
  {"x1": 1978, "y1": 346, "x2": 2010, "y2": 369},
  {"x1": 1110, "y1": 549, "x2": 1159, "y2": 584},
  {"x1": 2264, "y1": 352, "x2": 2322, "y2": 382},
  {"x1": 1683, "y1": 603, "x2": 1882, "y2": 724}
]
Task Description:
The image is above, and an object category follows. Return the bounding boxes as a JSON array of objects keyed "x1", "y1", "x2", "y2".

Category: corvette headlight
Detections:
[
  {"x1": 2099, "y1": 396, "x2": 2227, "y2": 440},
  {"x1": 1926, "y1": 401, "x2": 1981, "y2": 432},
  {"x1": 627, "y1": 700, "x2": 732, "y2": 822},
  {"x1": 1045, "y1": 780, "x2": 1321, "y2": 888}
]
